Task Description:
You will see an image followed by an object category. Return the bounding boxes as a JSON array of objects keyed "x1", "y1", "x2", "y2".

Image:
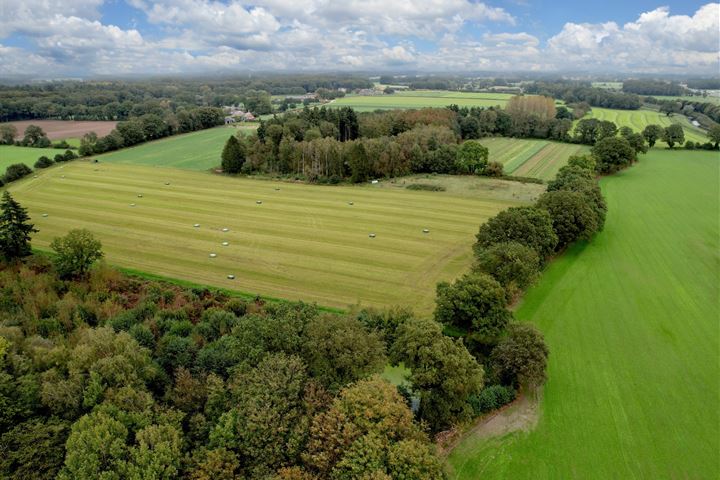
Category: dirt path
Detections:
[{"x1": 439, "y1": 388, "x2": 542, "y2": 458}]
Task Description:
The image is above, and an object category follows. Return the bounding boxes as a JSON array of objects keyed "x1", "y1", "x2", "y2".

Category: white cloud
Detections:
[
  {"x1": 0, "y1": 1, "x2": 717, "y2": 76},
  {"x1": 547, "y1": 3, "x2": 720, "y2": 72}
]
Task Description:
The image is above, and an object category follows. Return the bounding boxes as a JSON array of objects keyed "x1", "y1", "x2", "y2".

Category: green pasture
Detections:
[
  {"x1": 7, "y1": 161, "x2": 541, "y2": 312},
  {"x1": 447, "y1": 149, "x2": 720, "y2": 478},
  {"x1": 649, "y1": 95, "x2": 720, "y2": 105},
  {"x1": 0, "y1": 145, "x2": 66, "y2": 170},
  {"x1": 330, "y1": 91, "x2": 512, "y2": 112},
  {"x1": 585, "y1": 107, "x2": 708, "y2": 145},
  {"x1": 478, "y1": 138, "x2": 589, "y2": 180},
  {"x1": 96, "y1": 126, "x2": 250, "y2": 171}
]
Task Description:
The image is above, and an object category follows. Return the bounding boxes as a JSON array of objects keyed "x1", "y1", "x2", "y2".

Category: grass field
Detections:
[
  {"x1": 7, "y1": 161, "x2": 542, "y2": 312},
  {"x1": 96, "y1": 126, "x2": 244, "y2": 171},
  {"x1": 330, "y1": 91, "x2": 512, "y2": 112},
  {"x1": 447, "y1": 149, "x2": 719, "y2": 478},
  {"x1": 650, "y1": 95, "x2": 720, "y2": 105},
  {"x1": 0, "y1": 145, "x2": 50, "y2": 170},
  {"x1": 585, "y1": 107, "x2": 708, "y2": 145},
  {"x1": 478, "y1": 138, "x2": 589, "y2": 180}
]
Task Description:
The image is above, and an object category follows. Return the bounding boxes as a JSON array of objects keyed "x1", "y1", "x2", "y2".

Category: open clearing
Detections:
[
  {"x1": 330, "y1": 91, "x2": 512, "y2": 112},
  {"x1": 479, "y1": 138, "x2": 589, "y2": 180},
  {"x1": 7, "y1": 161, "x2": 542, "y2": 312},
  {"x1": 584, "y1": 107, "x2": 708, "y2": 145},
  {"x1": 96, "y1": 126, "x2": 245, "y2": 170},
  {"x1": 2, "y1": 119, "x2": 118, "y2": 140},
  {"x1": 447, "y1": 149, "x2": 719, "y2": 479},
  {"x1": 0, "y1": 145, "x2": 61, "y2": 170}
]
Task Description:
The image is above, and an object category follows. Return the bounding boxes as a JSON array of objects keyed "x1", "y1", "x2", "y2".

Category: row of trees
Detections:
[
  {"x1": 622, "y1": 80, "x2": 686, "y2": 96},
  {"x1": 0, "y1": 124, "x2": 73, "y2": 149},
  {"x1": 78, "y1": 107, "x2": 224, "y2": 156}
]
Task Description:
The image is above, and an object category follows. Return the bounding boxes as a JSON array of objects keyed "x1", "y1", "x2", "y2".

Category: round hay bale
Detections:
[
  {"x1": 165, "y1": 182, "x2": 170, "y2": 185},
  {"x1": 130, "y1": 203, "x2": 136, "y2": 207},
  {"x1": 256, "y1": 200, "x2": 263, "y2": 205},
  {"x1": 222, "y1": 241, "x2": 229, "y2": 246},
  {"x1": 209, "y1": 253, "x2": 217, "y2": 258},
  {"x1": 368, "y1": 233, "x2": 376, "y2": 238},
  {"x1": 33, "y1": 175, "x2": 38, "y2": 179},
  {"x1": 227, "y1": 274, "x2": 235, "y2": 280},
  {"x1": 193, "y1": 223, "x2": 200, "y2": 228},
  {"x1": 348, "y1": 201, "x2": 354, "y2": 205},
  {"x1": 274, "y1": 187, "x2": 280, "y2": 191},
  {"x1": 222, "y1": 228, "x2": 229, "y2": 232},
  {"x1": 61, "y1": 175, "x2": 65, "y2": 178},
  {"x1": 42, "y1": 213, "x2": 48, "y2": 217},
  {"x1": 423, "y1": 228, "x2": 430, "y2": 234},
  {"x1": 137, "y1": 194, "x2": 143, "y2": 198}
]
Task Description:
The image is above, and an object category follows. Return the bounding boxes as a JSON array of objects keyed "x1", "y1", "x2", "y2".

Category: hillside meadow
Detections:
[
  {"x1": 584, "y1": 107, "x2": 708, "y2": 145},
  {"x1": 447, "y1": 149, "x2": 719, "y2": 479},
  {"x1": 95, "y1": 125, "x2": 251, "y2": 171},
  {"x1": 7, "y1": 161, "x2": 543, "y2": 312},
  {"x1": 330, "y1": 90, "x2": 512, "y2": 111}
]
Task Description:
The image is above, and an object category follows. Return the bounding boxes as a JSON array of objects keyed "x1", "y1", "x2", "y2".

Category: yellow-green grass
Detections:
[
  {"x1": 7, "y1": 161, "x2": 543, "y2": 312},
  {"x1": 650, "y1": 95, "x2": 720, "y2": 105},
  {"x1": 584, "y1": 107, "x2": 708, "y2": 146},
  {"x1": 478, "y1": 138, "x2": 589, "y2": 180},
  {"x1": 330, "y1": 91, "x2": 512, "y2": 112},
  {"x1": 96, "y1": 126, "x2": 242, "y2": 171},
  {"x1": 447, "y1": 149, "x2": 720, "y2": 479},
  {"x1": 0, "y1": 145, "x2": 61, "y2": 170}
]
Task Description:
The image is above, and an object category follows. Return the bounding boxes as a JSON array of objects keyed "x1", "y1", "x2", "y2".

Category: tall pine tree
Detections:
[
  {"x1": 221, "y1": 135, "x2": 245, "y2": 174},
  {"x1": 0, "y1": 191, "x2": 38, "y2": 260}
]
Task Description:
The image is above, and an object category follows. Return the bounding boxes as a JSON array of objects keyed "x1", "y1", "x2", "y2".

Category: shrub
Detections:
[
  {"x1": 128, "y1": 323, "x2": 155, "y2": 349},
  {"x1": 469, "y1": 385, "x2": 516, "y2": 415},
  {"x1": 474, "y1": 241, "x2": 541, "y2": 296},
  {"x1": 475, "y1": 206, "x2": 558, "y2": 260},
  {"x1": 684, "y1": 141, "x2": 696, "y2": 150},
  {"x1": 592, "y1": 136, "x2": 636, "y2": 174},
  {"x1": 3, "y1": 163, "x2": 33, "y2": 183},
  {"x1": 483, "y1": 161, "x2": 504, "y2": 177},
  {"x1": 49, "y1": 229, "x2": 104, "y2": 279},
  {"x1": 223, "y1": 298, "x2": 247, "y2": 317},
  {"x1": 566, "y1": 154, "x2": 596, "y2": 171},
  {"x1": 52, "y1": 140, "x2": 71, "y2": 149},
  {"x1": 34, "y1": 156, "x2": 54, "y2": 169},
  {"x1": 435, "y1": 272, "x2": 511, "y2": 340},
  {"x1": 455, "y1": 140, "x2": 489, "y2": 174},
  {"x1": 537, "y1": 190, "x2": 600, "y2": 249},
  {"x1": 63, "y1": 150, "x2": 78, "y2": 161},
  {"x1": 491, "y1": 322, "x2": 549, "y2": 388},
  {"x1": 405, "y1": 184, "x2": 446, "y2": 191}
]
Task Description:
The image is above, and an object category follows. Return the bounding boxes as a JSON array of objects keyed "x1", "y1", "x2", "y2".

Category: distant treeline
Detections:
[
  {"x1": 645, "y1": 96, "x2": 720, "y2": 126},
  {"x1": 622, "y1": 80, "x2": 687, "y2": 96},
  {"x1": 526, "y1": 81, "x2": 641, "y2": 110},
  {"x1": 0, "y1": 76, "x2": 371, "y2": 122},
  {"x1": 686, "y1": 79, "x2": 720, "y2": 90}
]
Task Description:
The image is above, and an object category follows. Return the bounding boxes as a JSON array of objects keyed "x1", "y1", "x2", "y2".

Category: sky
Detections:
[{"x1": 0, "y1": 0, "x2": 718, "y2": 78}]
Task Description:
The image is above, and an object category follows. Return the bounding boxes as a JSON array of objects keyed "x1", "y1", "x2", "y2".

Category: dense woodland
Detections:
[{"x1": 526, "y1": 81, "x2": 642, "y2": 109}]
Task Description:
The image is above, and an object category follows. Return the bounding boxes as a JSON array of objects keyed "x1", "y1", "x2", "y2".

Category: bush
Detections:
[
  {"x1": 34, "y1": 156, "x2": 54, "y2": 169},
  {"x1": 684, "y1": 141, "x2": 696, "y2": 150},
  {"x1": 475, "y1": 206, "x2": 558, "y2": 260},
  {"x1": 63, "y1": 150, "x2": 78, "y2": 161},
  {"x1": 405, "y1": 184, "x2": 446, "y2": 191},
  {"x1": 52, "y1": 140, "x2": 71, "y2": 149},
  {"x1": 50, "y1": 229, "x2": 104, "y2": 279},
  {"x1": 483, "y1": 161, "x2": 504, "y2": 177},
  {"x1": 3, "y1": 163, "x2": 33, "y2": 183},
  {"x1": 592, "y1": 136, "x2": 636, "y2": 174},
  {"x1": 566, "y1": 154, "x2": 596, "y2": 171},
  {"x1": 474, "y1": 241, "x2": 541, "y2": 296},
  {"x1": 469, "y1": 385, "x2": 516, "y2": 415}
]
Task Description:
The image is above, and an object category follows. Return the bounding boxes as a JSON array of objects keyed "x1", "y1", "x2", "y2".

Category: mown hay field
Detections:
[
  {"x1": 479, "y1": 138, "x2": 589, "y2": 180},
  {"x1": 447, "y1": 149, "x2": 720, "y2": 479},
  {"x1": 7, "y1": 161, "x2": 543, "y2": 312},
  {"x1": 330, "y1": 91, "x2": 512, "y2": 112}
]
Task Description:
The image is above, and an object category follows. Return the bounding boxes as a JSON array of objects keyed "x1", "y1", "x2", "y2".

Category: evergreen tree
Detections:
[
  {"x1": 0, "y1": 191, "x2": 37, "y2": 261},
  {"x1": 221, "y1": 136, "x2": 245, "y2": 174}
]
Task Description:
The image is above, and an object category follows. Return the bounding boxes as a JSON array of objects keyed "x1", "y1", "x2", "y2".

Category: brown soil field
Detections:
[{"x1": 4, "y1": 120, "x2": 118, "y2": 140}]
